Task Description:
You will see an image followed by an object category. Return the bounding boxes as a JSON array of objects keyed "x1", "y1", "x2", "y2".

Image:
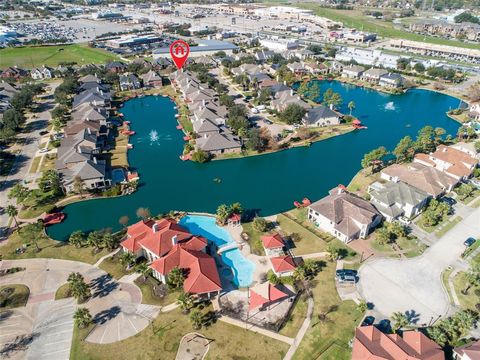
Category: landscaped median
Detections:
[{"x1": 0, "y1": 284, "x2": 30, "y2": 309}]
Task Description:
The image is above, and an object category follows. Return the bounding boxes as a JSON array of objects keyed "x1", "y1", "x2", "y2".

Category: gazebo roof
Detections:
[
  {"x1": 261, "y1": 233, "x2": 284, "y2": 249},
  {"x1": 249, "y1": 282, "x2": 288, "y2": 311},
  {"x1": 229, "y1": 213, "x2": 241, "y2": 222}
]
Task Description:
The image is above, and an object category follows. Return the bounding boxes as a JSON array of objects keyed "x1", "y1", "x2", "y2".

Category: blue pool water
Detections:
[
  {"x1": 179, "y1": 215, "x2": 255, "y2": 288},
  {"x1": 111, "y1": 168, "x2": 126, "y2": 184}
]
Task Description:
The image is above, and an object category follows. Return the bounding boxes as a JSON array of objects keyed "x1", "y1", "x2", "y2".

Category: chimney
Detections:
[
  {"x1": 93, "y1": 157, "x2": 97, "y2": 164},
  {"x1": 329, "y1": 104, "x2": 334, "y2": 110},
  {"x1": 172, "y1": 235, "x2": 178, "y2": 246},
  {"x1": 152, "y1": 223, "x2": 158, "y2": 232},
  {"x1": 283, "y1": 80, "x2": 287, "y2": 86},
  {"x1": 290, "y1": 89, "x2": 294, "y2": 96}
]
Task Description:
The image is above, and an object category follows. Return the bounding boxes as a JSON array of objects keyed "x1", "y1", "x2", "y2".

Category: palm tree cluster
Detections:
[
  {"x1": 120, "y1": 251, "x2": 136, "y2": 270},
  {"x1": 6, "y1": 205, "x2": 19, "y2": 228},
  {"x1": 427, "y1": 310, "x2": 478, "y2": 347},
  {"x1": 391, "y1": 312, "x2": 409, "y2": 333},
  {"x1": 167, "y1": 266, "x2": 186, "y2": 289},
  {"x1": 67, "y1": 272, "x2": 90, "y2": 304},
  {"x1": 216, "y1": 202, "x2": 243, "y2": 225},
  {"x1": 177, "y1": 292, "x2": 194, "y2": 314},
  {"x1": 74, "y1": 307, "x2": 92, "y2": 329},
  {"x1": 69, "y1": 230, "x2": 119, "y2": 251},
  {"x1": 293, "y1": 260, "x2": 322, "y2": 282}
]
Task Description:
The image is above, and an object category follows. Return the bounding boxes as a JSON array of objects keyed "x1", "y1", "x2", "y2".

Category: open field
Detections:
[{"x1": 0, "y1": 44, "x2": 117, "y2": 69}]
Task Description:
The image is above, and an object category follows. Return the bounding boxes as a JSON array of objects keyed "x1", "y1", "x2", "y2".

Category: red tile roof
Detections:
[
  {"x1": 261, "y1": 233, "x2": 285, "y2": 249},
  {"x1": 270, "y1": 255, "x2": 296, "y2": 273},
  {"x1": 249, "y1": 282, "x2": 288, "y2": 311},
  {"x1": 150, "y1": 245, "x2": 221, "y2": 295},
  {"x1": 121, "y1": 219, "x2": 155, "y2": 252},
  {"x1": 352, "y1": 326, "x2": 444, "y2": 360}
]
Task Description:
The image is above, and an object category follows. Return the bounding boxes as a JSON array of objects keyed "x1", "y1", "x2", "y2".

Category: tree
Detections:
[
  {"x1": 219, "y1": 94, "x2": 235, "y2": 108},
  {"x1": 357, "y1": 300, "x2": 368, "y2": 313},
  {"x1": 136, "y1": 262, "x2": 150, "y2": 281},
  {"x1": 120, "y1": 251, "x2": 136, "y2": 270},
  {"x1": 168, "y1": 267, "x2": 186, "y2": 289},
  {"x1": 21, "y1": 222, "x2": 43, "y2": 252},
  {"x1": 230, "y1": 202, "x2": 243, "y2": 215},
  {"x1": 298, "y1": 81, "x2": 321, "y2": 102},
  {"x1": 347, "y1": 101, "x2": 355, "y2": 115},
  {"x1": 191, "y1": 150, "x2": 210, "y2": 163},
  {"x1": 414, "y1": 62, "x2": 425, "y2": 73},
  {"x1": 2, "y1": 109, "x2": 25, "y2": 130},
  {"x1": 74, "y1": 308, "x2": 92, "y2": 329},
  {"x1": 68, "y1": 272, "x2": 90, "y2": 303},
  {"x1": 69, "y1": 230, "x2": 85, "y2": 248},
  {"x1": 376, "y1": 226, "x2": 392, "y2": 245},
  {"x1": 393, "y1": 136, "x2": 415, "y2": 163},
  {"x1": 421, "y1": 199, "x2": 451, "y2": 227},
  {"x1": 415, "y1": 126, "x2": 436, "y2": 153},
  {"x1": 119, "y1": 215, "x2": 129, "y2": 228},
  {"x1": 216, "y1": 204, "x2": 230, "y2": 225},
  {"x1": 102, "y1": 231, "x2": 118, "y2": 250},
  {"x1": 433, "y1": 127, "x2": 446, "y2": 144},
  {"x1": 361, "y1": 147, "x2": 388, "y2": 173},
  {"x1": 177, "y1": 292, "x2": 194, "y2": 314},
  {"x1": 279, "y1": 104, "x2": 306, "y2": 125},
  {"x1": 86, "y1": 231, "x2": 104, "y2": 252},
  {"x1": 189, "y1": 310, "x2": 203, "y2": 330},
  {"x1": 246, "y1": 128, "x2": 266, "y2": 152},
  {"x1": 38, "y1": 170, "x2": 63, "y2": 196},
  {"x1": 391, "y1": 312, "x2": 409, "y2": 333},
  {"x1": 475, "y1": 141, "x2": 480, "y2": 153},
  {"x1": 8, "y1": 184, "x2": 31, "y2": 205},
  {"x1": 6, "y1": 205, "x2": 18, "y2": 228},
  {"x1": 267, "y1": 270, "x2": 280, "y2": 285},
  {"x1": 72, "y1": 176, "x2": 85, "y2": 197},
  {"x1": 323, "y1": 89, "x2": 342, "y2": 108},
  {"x1": 252, "y1": 217, "x2": 268, "y2": 232},
  {"x1": 326, "y1": 244, "x2": 341, "y2": 262},
  {"x1": 462, "y1": 264, "x2": 480, "y2": 295},
  {"x1": 136, "y1": 207, "x2": 151, "y2": 220},
  {"x1": 456, "y1": 183, "x2": 474, "y2": 201}
]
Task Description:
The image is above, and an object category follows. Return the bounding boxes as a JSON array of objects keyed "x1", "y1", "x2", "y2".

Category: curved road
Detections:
[{"x1": 358, "y1": 206, "x2": 480, "y2": 325}]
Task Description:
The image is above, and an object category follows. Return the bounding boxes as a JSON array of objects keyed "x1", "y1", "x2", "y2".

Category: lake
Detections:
[{"x1": 47, "y1": 81, "x2": 461, "y2": 240}]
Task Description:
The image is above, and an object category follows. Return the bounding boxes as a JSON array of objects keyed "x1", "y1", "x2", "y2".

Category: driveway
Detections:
[
  {"x1": 358, "y1": 206, "x2": 480, "y2": 325},
  {"x1": 0, "y1": 258, "x2": 159, "y2": 358}
]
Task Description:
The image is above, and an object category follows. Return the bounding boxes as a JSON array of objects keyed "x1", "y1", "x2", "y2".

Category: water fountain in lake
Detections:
[
  {"x1": 384, "y1": 101, "x2": 396, "y2": 111},
  {"x1": 149, "y1": 129, "x2": 159, "y2": 145}
]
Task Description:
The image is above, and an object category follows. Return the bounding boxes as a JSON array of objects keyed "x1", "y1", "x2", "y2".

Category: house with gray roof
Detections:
[
  {"x1": 72, "y1": 89, "x2": 111, "y2": 109},
  {"x1": 119, "y1": 73, "x2": 141, "y2": 91},
  {"x1": 255, "y1": 50, "x2": 275, "y2": 62},
  {"x1": 342, "y1": 65, "x2": 365, "y2": 79},
  {"x1": 59, "y1": 158, "x2": 110, "y2": 193},
  {"x1": 302, "y1": 105, "x2": 340, "y2": 127},
  {"x1": 379, "y1": 73, "x2": 405, "y2": 88},
  {"x1": 195, "y1": 131, "x2": 242, "y2": 155},
  {"x1": 141, "y1": 70, "x2": 163, "y2": 88},
  {"x1": 307, "y1": 186, "x2": 382, "y2": 243},
  {"x1": 368, "y1": 181, "x2": 430, "y2": 222},
  {"x1": 361, "y1": 68, "x2": 388, "y2": 83}
]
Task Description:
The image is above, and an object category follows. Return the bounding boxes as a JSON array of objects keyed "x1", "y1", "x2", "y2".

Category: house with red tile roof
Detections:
[
  {"x1": 121, "y1": 219, "x2": 222, "y2": 298},
  {"x1": 454, "y1": 340, "x2": 480, "y2": 360},
  {"x1": 270, "y1": 255, "x2": 296, "y2": 276},
  {"x1": 262, "y1": 233, "x2": 285, "y2": 250},
  {"x1": 352, "y1": 326, "x2": 444, "y2": 360},
  {"x1": 414, "y1": 145, "x2": 478, "y2": 181}
]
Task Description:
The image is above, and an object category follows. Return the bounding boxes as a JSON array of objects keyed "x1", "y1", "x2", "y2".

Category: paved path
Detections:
[
  {"x1": 283, "y1": 296, "x2": 314, "y2": 360},
  {"x1": 0, "y1": 258, "x2": 159, "y2": 358},
  {"x1": 358, "y1": 206, "x2": 480, "y2": 325}
]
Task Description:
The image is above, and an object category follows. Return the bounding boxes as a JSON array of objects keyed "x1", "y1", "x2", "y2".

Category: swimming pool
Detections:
[
  {"x1": 179, "y1": 215, "x2": 255, "y2": 288},
  {"x1": 111, "y1": 168, "x2": 126, "y2": 184}
]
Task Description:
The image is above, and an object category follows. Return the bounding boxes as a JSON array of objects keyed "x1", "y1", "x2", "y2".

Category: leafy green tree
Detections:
[
  {"x1": 415, "y1": 126, "x2": 436, "y2": 153},
  {"x1": 256, "y1": 88, "x2": 271, "y2": 105},
  {"x1": 267, "y1": 270, "x2": 280, "y2": 285},
  {"x1": 391, "y1": 312, "x2": 409, "y2": 333},
  {"x1": 74, "y1": 308, "x2": 92, "y2": 329},
  {"x1": 393, "y1": 136, "x2": 415, "y2": 163},
  {"x1": 361, "y1": 147, "x2": 388, "y2": 173},
  {"x1": 252, "y1": 217, "x2": 268, "y2": 232},
  {"x1": 102, "y1": 231, "x2": 118, "y2": 250},
  {"x1": 462, "y1": 264, "x2": 480, "y2": 295},
  {"x1": 323, "y1": 88, "x2": 343, "y2": 108},
  {"x1": 421, "y1": 199, "x2": 451, "y2": 227},
  {"x1": 8, "y1": 184, "x2": 31, "y2": 205},
  {"x1": 376, "y1": 226, "x2": 392, "y2": 245},
  {"x1": 39, "y1": 170, "x2": 63, "y2": 196},
  {"x1": 167, "y1": 266, "x2": 186, "y2": 289},
  {"x1": 357, "y1": 300, "x2": 368, "y2": 313},
  {"x1": 279, "y1": 104, "x2": 306, "y2": 125},
  {"x1": 414, "y1": 62, "x2": 425, "y2": 73},
  {"x1": 219, "y1": 94, "x2": 235, "y2": 108},
  {"x1": 2, "y1": 109, "x2": 25, "y2": 131},
  {"x1": 326, "y1": 244, "x2": 341, "y2": 262},
  {"x1": 216, "y1": 204, "x2": 230, "y2": 225},
  {"x1": 456, "y1": 183, "x2": 474, "y2": 201},
  {"x1": 69, "y1": 230, "x2": 85, "y2": 248},
  {"x1": 348, "y1": 101, "x2": 355, "y2": 115},
  {"x1": 433, "y1": 127, "x2": 446, "y2": 144},
  {"x1": 6, "y1": 205, "x2": 18, "y2": 228},
  {"x1": 191, "y1": 150, "x2": 210, "y2": 163},
  {"x1": 246, "y1": 128, "x2": 266, "y2": 152},
  {"x1": 21, "y1": 222, "x2": 43, "y2": 252}
]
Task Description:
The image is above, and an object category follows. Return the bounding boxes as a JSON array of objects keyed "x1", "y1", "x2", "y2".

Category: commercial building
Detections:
[
  {"x1": 106, "y1": 34, "x2": 165, "y2": 49},
  {"x1": 259, "y1": 38, "x2": 299, "y2": 51},
  {"x1": 153, "y1": 39, "x2": 239, "y2": 59}
]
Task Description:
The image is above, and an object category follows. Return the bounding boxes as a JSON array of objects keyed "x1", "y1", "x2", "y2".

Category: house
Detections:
[
  {"x1": 255, "y1": 50, "x2": 275, "y2": 62},
  {"x1": 270, "y1": 255, "x2": 296, "y2": 277},
  {"x1": 454, "y1": 339, "x2": 480, "y2": 360},
  {"x1": 381, "y1": 163, "x2": 458, "y2": 198},
  {"x1": 121, "y1": 219, "x2": 222, "y2": 298},
  {"x1": 119, "y1": 74, "x2": 141, "y2": 91},
  {"x1": 468, "y1": 102, "x2": 480, "y2": 121},
  {"x1": 352, "y1": 326, "x2": 444, "y2": 360},
  {"x1": 308, "y1": 186, "x2": 382, "y2": 243},
  {"x1": 0, "y1": 67, "x2": 28, "y2": 79},
  {"x1": 368, "y1": 181, "x2": 430, "y2": 222},
  {"x1": 342, "y1": 65, "x2": 365, "y2": 79},
  {"x1": 304, "y1": 62, "x2": 328, "y2": 75},
  {"x1": 195, "y1": 132, "x2": 242, "y2": 155},
  {"x1": 450, "y1": 142, "x2": 480, "y2": 160},
  {"x1": 379, "y1": 73, "x2": 405, "y2": 88},
  {"x1": 72, "y1": 89, "x2": 111, "y2": 110},
  {"x1": 302, "y1": 105, "x2": 340, "y2": 127},
  {"x1": 261, "y1": 233, "x2": 285, "y2": 256},
  {"x1": 413, "y1": 144, "x2": 478, "y2": 180},
  {"x1": 286, "y1": 62, "x2": 307, "y2": 75},
  {"x1": 105, "y1": 61, "x2": 127, "y2": 73},
  {"x1": 59, "y1": 158, "x2": 110, "y2": 192},
  {"x1": 31, "y1": 67, "x2": 53, "y2": 80},
  {"x1": 141, "y1": 70, "x2": 163, "y2": 88},
  {"x1": 361, "y1": 68, "x2": 388, "y2": 83},
  {"x1": 271, "y1": 90, "x2": 310, "y2": 112}
]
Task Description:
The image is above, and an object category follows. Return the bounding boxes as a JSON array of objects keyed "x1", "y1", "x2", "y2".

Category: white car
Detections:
[
  {"x1": 398, "y1": 216, "x2": 411, "y2": 225},
  {"x1": 39, "y1": 148, "x2": 49, "y2": 153}
]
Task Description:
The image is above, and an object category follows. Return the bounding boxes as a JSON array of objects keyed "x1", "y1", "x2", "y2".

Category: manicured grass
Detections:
[
  {"x1": 457, "y1": 189, "x2": 480, "y2": 205},
  {"x1": 0, "y1": 44, "x2": 117, "y2": 69},
  {"x1": 28, "y1": 156, "x2": 41, "y2": 174},
  {"x1": 55, "y1": 283, "x2": 72, "y2": 300},
  {"x1": 435, "y1": 216, "x2": 462, "y2": 238},
  {"x1": 462, "y1": 239, "x2": 480, "y2": 259},
  {"x1": 98, "y1": 254, "x2": 133, "y2": 280},
  {"x1": 241, "y1": 222, "x2": 266, "y2": 256},
  {"x1": 70, "y1": 306, "x2": 289, "y2": 360},
  {"x1": 2, "y1": 229, "x2": 110, "y2": 265},
  {"x1": 293, "y1": 3, "x2": 480, "y2": 50},
  {"x1": 134, "y1": 276, "x2": 180, "y2": 306},
  {"x1": 346, "y1": 170, "x2": 379, "y2": 196},
  {"x1": 453, "y1": 272, "x2": 480, "y2": 311},
  {"x1": 371, "y1": 235, "x2": 426, "y2": 258},
  {"x1": 292, "y1": 263, "x2": 364, "y2": 360},
  {"x1": 39, "y1": 153, "x2": 56, "y2": 172},
  {"x1": 109, "y1": 131, "x2": 129, "y2": 168},
  {"x1": 0, "y1": 284, "x2": 30, "y2": 309},
  {"x1": 279, "y1": 295, "x2": 308, "y2": 338},
  {"x1": 18, "y1": 202, "x2": 56, "y2": 219},
  {"x1": 441, "y1": 267, "x2": 454, "y2": 304}
]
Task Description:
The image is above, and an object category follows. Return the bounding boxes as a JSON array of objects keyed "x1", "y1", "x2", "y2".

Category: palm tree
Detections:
[
  {"x1": 167, "y1": 266, "x2": 185, "y2": 289},
  {"x1": 69, "y1": 231, "x2": 85, "y2": 248},
  {"x1": 102, "y1": 232, "x2": 118, "y2": 251},
  {"x1": 177, "y1": 292, "x2": 194, "y2": 314},
  {"x1": 189, "y1": 310, "x2": 203, "y2": 330},
  {"x1": 136, "y1": 262, "x2": 150, "y2": 281},
  {"x1": 87, "y1": 231, "x2": 103, "y2": 252},
  {"x1": 216, "y1": 204, "x2": 230, "y2": 225},
  {"x1": 326, "y1": 245, "x2": 340, "y2": 262},
  {"x1": 357, "y1": 300, "x2": 368, "y2": 313},
  {"x1": 68, "y1": 275, "x2": 90, "y2": 303},
  {"x1": 348, "y1": 101, "x2": 355, "y2": 115},
  {"x1": 68, "y1": 272, "x2": 84, "y2": 285},
  {"x1": 462, "y1": 264, "x2": 480, "y2": 295},
  {"x1": 74, "y1": 308, "x2": 92, "y2": 329},
  {"x1": 6, "y1": 205, "x2": 18, "y2": 228},
  {"x1": 120, "y1": 251, "x2": 136, "y2": 270},
  {"x1": 391, "y1": 312, "x2": 409, "y2": 333}
]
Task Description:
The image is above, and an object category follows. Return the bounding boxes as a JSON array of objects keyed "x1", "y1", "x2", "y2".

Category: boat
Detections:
[
  {"x1": 180, "y1": 154, "x2": 191, "y2": 161},
  {"x1": 176, "y1": 125, "x2": 183, "y2": 130},
  {"x1": 43, "y1": 212, "x2": 65, "y2": 226},
  {"x1": 293, "y1": 201, "x2": 302, "y2": 208},
  {"x1": 127, "y1": 172, "x2": 139, "y2": 182},
  {"x1": 175, "y1": 114, "x2": 180, "y2": 118},
  {"x1": 302, "y1": 198, "x2": 311, "y2": 206},
  {"x1": 213, "y1": 178, "x2": 222, "y2": 183},
  {"x1": 352, "y1": 119, "x2": 367, "y2": 130},
  {"x1": 127, "y1": 144, "x2": 133, "y2": 149},
  {"x1": 183, "y1": 135, "x2": 191, "y2": 141}
]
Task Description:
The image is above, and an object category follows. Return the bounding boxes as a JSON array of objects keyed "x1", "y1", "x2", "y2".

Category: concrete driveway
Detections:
[
  {"x1": 0, "y1": 258, "x2": 159, "y2": 358},
  {"x1": 358, "y1": 206, "x2": 480, "y2": 325}
]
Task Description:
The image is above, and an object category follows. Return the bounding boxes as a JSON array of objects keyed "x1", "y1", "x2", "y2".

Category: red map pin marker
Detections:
[{"x1": 170, "y1": 40, "x2": 190, "y2": 70}]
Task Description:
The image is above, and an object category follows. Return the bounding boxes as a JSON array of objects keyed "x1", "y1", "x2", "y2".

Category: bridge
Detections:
[{"x1": 217, "y1": 243, "x2": 240, "y2": 254}]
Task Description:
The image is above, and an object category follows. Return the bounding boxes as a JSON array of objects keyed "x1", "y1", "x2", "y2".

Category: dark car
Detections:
[
  {"x1": 361, "y1": 316, "x2": 375, "y2": 326},
  {"x1": 336, "y1": 269, "x2": 357, "y2": 277},
  {"x1": 464, "y1": 237, "x2": 476, "y2": 247},
  {"x1": 442, "y1": 197, "x2": 456, "y2": 206},
  {"x1": 39, "y1": 130, "x2": 49, "y2": 136}
]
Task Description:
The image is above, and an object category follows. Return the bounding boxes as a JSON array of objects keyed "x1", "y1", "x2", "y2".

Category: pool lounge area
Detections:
[{"x1": 179, "y1": 215, "x2": 255, "y2": 288}]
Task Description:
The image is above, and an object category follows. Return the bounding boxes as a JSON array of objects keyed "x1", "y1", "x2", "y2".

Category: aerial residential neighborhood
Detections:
[{"x1": 0, "y1": 1, "x2": 480, "y2": 360}]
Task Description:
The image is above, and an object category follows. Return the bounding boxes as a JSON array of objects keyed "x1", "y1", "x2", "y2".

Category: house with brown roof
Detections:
[
  {"x1": 454, "y1": 339, "x2": 480, "y2": 360},
  {"x1": 381, "y1": 163, "x2": 458, "y2": 198},
  {"x1": 307, "y1": 186, "x2": 382, "y2": 243},
  {"x1": 413, "y1": 145, "x2": 478, "y2": 180},
  {"x1": 352, "y1": 326, "x2": 444, "y2": 360},
  {"x1": 121, "y1": 219, "x2": 222, "y2": 298}
]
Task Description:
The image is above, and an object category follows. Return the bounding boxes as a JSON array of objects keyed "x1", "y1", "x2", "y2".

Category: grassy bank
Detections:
[{"x1": 0, "y1": 284, "x2": 30, "y2": 309}]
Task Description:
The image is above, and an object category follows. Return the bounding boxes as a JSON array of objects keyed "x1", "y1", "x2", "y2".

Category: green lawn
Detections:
[
  {"x1": 292, "y1": 263, "x2": 364, "y2": 360},
  {"x1": 241, "y1": 222, "x2": 266, "y2": 256},
  {"x1": 0, "y1": 284, "x2": 30, "y2": 309},
  {"x1": 1, "y1": 229, "x2": 111, "y2": 265},
  {"x1": 98, "y1": 254, "x2": 133, "y2": 280},
  {"x1": 435, "y1": 216, "x2": 462, "y2": 238},
  {"x1": 55, "y1": 283, "x2": 72, "y2": 300},
  {"x1": 0, "y1": 44, "x2": 118, "y2": 69},
  {"x1": 279, "y1": 295, "x2": 308, "y2": 338},
  {"x1": 28, "y1": 156, "x2": 41, "y2": 174},
  {"x1": 70, "y1": 306, "x2": 289, "y2": 360},
  {"x1": 371, "y1": 235, "x2": 427, "y2": 258},
  {"x1": 453, "y1": 272, "x2": 480, "y2": 311},
  {"x1": 135, "y1": 276, "x2": 180, "y2": 307},
  {"x1": 441, "y1": 267, "x2": 454, "y2": 304}
]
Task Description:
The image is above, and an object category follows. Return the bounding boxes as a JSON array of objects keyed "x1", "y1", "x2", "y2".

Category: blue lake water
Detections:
[{"x1": 47, "y1": 81, "x2": 461, "y2": 240}]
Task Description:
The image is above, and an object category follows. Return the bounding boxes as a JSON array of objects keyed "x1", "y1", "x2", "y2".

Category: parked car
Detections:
[
  {"x1": 336, "y1": 269, "x2": 357, "y2": 277},
  {"x1": 442, "y1": 197, "x2": 456, "y2": 206},
  {"x1": 336, "y1": 274, "x2": 356, "y2": 284},
  {"x1": 464, "y1": 237, "x2": 476, "y2": 247},
  {"x1": 361, "y1": 316, "x2": 375, "y2": 326},
  {"x1": 398, "y1": 216, "x2": 411, "y2": 225},
  {"x1": 39, "y1": 148, "x2": 49, "y2": 153},
  {"x1": 39, "y1": 130, "x2": 49, "y2": 136}
]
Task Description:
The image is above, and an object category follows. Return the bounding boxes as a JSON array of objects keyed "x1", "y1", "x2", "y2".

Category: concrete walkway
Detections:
[{"x1": 283, "y1": 296, "x2": 314, "y2": 360}]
